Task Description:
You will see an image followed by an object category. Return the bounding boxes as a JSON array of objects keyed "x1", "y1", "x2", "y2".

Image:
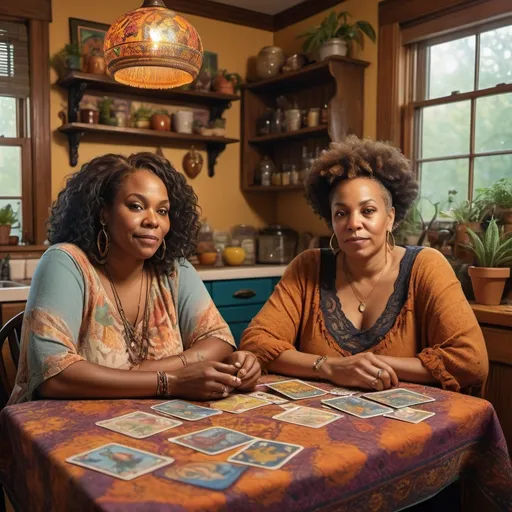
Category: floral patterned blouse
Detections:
[{"x1": 9, "y1": 243, "x2": 235, "y2": 404}]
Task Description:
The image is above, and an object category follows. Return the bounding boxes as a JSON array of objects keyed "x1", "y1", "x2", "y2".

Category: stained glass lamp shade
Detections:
[{"x1": 104, "y1": 0, "x2": 203, "y2": 89}]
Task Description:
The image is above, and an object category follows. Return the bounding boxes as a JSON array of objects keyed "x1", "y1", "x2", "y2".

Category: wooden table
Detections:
[
  {"x1": 0, "y1": 378, "x2": 511, "y2": 512},
  {"x1": 471, "y1": 303, "x2": 512, "y2": 455}
]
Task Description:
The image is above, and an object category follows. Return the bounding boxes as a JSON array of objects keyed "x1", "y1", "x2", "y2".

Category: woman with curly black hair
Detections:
[
  {"x1": 9, "y1": 153, "x2": 260, "y2": 404},
  {"x1": 241, "y1": 136, "x2": 487, "y2": 394}
]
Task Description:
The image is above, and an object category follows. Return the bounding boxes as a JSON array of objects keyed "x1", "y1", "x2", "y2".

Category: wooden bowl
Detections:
[{"x1": 198, "y1": 252, "x2": 217, "y2": 265}]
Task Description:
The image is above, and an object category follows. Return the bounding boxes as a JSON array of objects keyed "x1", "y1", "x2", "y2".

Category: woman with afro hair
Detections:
[
  {"x1": 241, "y1": 136, "x2": 487, "y2": 394},
  {"x1": 9, "y1": 153, "x2": 260, "y2": 404}
]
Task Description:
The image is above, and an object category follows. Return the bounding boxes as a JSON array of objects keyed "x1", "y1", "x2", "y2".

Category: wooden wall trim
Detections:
[
  {"x1": 0, "y1": 0, "x2": 51, "y2": 22},
  {"x1": 274, "y1": 0, "x2": 347, "y2": 31},
  {"x1": 28, "y1": 20, "x2": 51, "y2": 245},
  {"x1": 164, "y1": 0, "x2": 274, "y2": 31}
]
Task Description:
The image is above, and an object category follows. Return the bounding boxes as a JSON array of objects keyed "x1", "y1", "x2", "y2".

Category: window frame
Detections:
[{"x1": 410, "y1": 17, "x2": 512, "y2": 201}]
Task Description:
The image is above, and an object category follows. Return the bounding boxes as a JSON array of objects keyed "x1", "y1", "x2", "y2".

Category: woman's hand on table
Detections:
[
  {"x1": 168, "y1": 361, "x2": 242, "y2": 400},
  {"x1": 319, "y1": 353, "x2": 399, "y2": 391},
  {"x1": 224, "y1": 351, "x2": 261, "y2": 391}
]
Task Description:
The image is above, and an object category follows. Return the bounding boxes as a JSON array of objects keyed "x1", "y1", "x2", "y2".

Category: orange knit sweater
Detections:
[{"x1": 240, "y1": 248, "x2": 488, "y2": 393}]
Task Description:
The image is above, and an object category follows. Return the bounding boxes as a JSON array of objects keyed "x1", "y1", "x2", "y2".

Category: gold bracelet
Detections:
[
  {"x1": 156, "y1": 371, "x2": 168, "y2": 397},
  {"x1": 178, "y1": 353, "x2": 188, "y2": 368},
  {"x1": 313, "y1": 355, "x2": 328, "y2": 376}
]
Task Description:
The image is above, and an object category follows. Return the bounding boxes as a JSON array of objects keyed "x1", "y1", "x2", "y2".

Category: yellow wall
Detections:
[
  {"x1": 49, "y1": 0, "x2": 275, "y2": 232},
  {"x1": 274, "y1": 0, "x2": 379, "y2": 235}
]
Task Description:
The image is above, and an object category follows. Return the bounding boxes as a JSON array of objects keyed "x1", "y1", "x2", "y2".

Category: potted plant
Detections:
[
  {"x1": 86, "y1": 48, "x2": 106, "y2": 75},
  {"x1": 150, "y1": 109, "x2": 171, "y2": 131},
  {"x1": 466, "y1": 218, "x2": 512, "y2": 305},
  {"x1": 98, "y1": 97, "x2": 116, "y2": 126},
  {"x1": 211, "y1": 118, "x2": 226, "y2": 137},
  {"x1": 213, "y1": 70, "x2": 242, "y2": 95},
  {"x1": 0, "y1": 204, "x2": 19, "y2": 245},
  {"x1": 297, "y1": 11, "x2": 376, "y2": 60},
  {"x1": 131, "y1": 105, "x2": 153, "y2": 129},
  {"x1": 50, "y1": 44, "x2": 82, "y2": 79},
  {"x1": 478, "y1": 179, "x2": 512, "y2": 224}
]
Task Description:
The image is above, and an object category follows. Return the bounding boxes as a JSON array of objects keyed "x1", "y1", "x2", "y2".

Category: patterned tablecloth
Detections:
[{"x1": 0, "y1": 377, "x2": 511, "y2": 512}]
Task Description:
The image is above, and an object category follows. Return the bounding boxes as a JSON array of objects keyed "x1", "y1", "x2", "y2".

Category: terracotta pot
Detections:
[
  {"x1": 455, "y1": 222, "x2": 481, "y2": 263},
  {"x1": 8, "y1": 235, "x2": 19, "y2": 245},
  {"x1": 213, "y1": 76, "x2": 234, "y2": 94},
  {"x1": 87, "y1": 55, "x2": 106, "y2": 75},
  {"x1": 0, "y1": 225, "x2": 11, "y2": 245},
  {"x1": 500, "y1": 208, "x2": 512, "y2": 224},
  {"x1": 150, "y1": 114, "x2": 171, "y2": 131},
  {"x1": 468, "y1": 266, "x2": 511, "y2": 305}
]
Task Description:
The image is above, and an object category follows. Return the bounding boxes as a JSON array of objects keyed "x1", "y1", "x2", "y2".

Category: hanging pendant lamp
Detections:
[{"x1": 104, "y1": 0, "x2": 203, "y2": 89}]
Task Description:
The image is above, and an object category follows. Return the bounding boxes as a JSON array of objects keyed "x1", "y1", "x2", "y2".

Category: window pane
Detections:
[
  {"x1": 419, "y1": 159, "x2": 469, "y2": 219},
  {"x1": 473, "y1": 154, "x2": 512, "y2": 194},
  {"x1": 428, "y1": 36, "x2": 475, "y2": 99},
  {"x1": 0, "y1": 97, "x2": 16, "y2": 137},
  {"x1": 420, "y1": 101, "x2": 471, "y2": 159},
  {"x1": 475, "y1": 93, "x2": 512, "y2": 153},
  {"x1": 479, "y1": 24, "x2": 512, "y2": 90},
  {"x1": 0, "y1": 198, "x2": 21, "y2": 238},
  {"x1": 0, "y1": 146, "x2": 22, "y2": 195}
]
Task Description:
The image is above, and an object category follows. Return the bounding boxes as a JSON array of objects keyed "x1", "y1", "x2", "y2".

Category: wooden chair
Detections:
[{"x1": 0, "y1": 311, "x2": 23, "y2": 512}]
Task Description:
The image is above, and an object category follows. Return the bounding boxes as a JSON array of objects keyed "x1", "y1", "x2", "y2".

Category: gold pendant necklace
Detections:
[{"x1": 343, "y1": 254, "x2": 388, "y2": 314}]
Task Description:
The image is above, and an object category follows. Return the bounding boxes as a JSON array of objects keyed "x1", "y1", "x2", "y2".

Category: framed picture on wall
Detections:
[{"x1": 69, "y1": 18, "x2": 110, "y2": 59}]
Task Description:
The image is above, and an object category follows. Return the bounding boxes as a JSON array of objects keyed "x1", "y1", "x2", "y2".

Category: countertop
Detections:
[{"x1": 0, "y1": 265, "x2": 288, "y2": 303}]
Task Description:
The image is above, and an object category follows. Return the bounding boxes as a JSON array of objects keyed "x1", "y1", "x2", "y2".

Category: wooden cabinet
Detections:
[
  {"x1": 471, "y1": 304, "x2": 512, "y2": 454},
  {"x1": 241, "y1": 56, "x2": 369, "y2": 192}
]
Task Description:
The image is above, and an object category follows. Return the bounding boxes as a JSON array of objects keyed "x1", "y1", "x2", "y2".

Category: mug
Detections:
[{"x1": 173, "y1": 110, "x2": 194, "y2": 134}]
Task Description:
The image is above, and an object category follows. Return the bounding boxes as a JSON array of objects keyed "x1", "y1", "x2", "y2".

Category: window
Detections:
[
  {"x1": 411, "y1": 20, "x2": 512, "y2": 217},
  {"x1": 0, "y1": 20, "x2": 31, "y2": 240}
]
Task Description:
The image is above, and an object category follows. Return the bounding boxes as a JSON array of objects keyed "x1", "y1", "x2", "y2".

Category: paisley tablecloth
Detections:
[{"x1": 0, "y1": 378, "x2": 511, "y2": 512}]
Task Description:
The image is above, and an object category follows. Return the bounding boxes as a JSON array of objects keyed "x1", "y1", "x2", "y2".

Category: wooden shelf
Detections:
[
  {"x1": 249, "y1": 125, "x2": 328, "y2": 145},
  {"x1": 57, "y1": 71, "x2": 240, "y2": 107},
  {"x1": 243, "y1": 185, "x2": 305, "y2": 192},
  {"x1": 58, "y1": 123, "x2": 239, "y2": 177},
  {"x1": 245, "y1": 56, "x2": 369, "y2": 94}
]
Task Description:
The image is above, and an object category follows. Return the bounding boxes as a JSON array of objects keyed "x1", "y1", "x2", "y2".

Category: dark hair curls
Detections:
[
  {"x1": 305, "y1": 136, "x2": 419, "y2": 228},
  {"x1": 48, "y1": 152, "x2": 200, "y2": 274}
]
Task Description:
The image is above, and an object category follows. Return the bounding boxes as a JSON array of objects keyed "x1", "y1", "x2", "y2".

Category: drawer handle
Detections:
[{"x1": 233, "y1": 289, "x2": 256, "y2": 299}]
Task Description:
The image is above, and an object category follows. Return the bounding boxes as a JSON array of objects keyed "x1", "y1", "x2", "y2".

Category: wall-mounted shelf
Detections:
[
  {"x1": 248, "y1": 125, "x2": 328, "y2": 145},
  {"x1": 242, "y1": 56, "x2": 369, "y2": 190},
  {"x1": 243, "y1": 185, "x2": 305, "y2": 192},
  {"x1": 55, "y1": 71, "x2": 240, "y2": 176},
  {"x1": 58, "y1": 123, "x2": 238, "y2": 177}
]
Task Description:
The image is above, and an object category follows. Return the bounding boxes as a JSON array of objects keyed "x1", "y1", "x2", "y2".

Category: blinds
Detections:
[{"x1": 0, "y1": 21, "x2": 29, "y2": 98}]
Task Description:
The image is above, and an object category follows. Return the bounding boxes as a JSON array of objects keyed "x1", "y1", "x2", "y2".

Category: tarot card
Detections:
[
  {"x1": 266, "y1": 379, "x2": 327, "y2": 400},
  {"x1": 362, "y1": 388, "x2": 435, "y2": 409},
  {"x1": 157, "y1": 461, "x2": 247, "y2": 490},
  {"x1": 228, "y1": 440, "x2": 303, "y2": 470},
  {"x1": 328, "y1": 387, "x2": 355, "y2": 396},
  {"x1": 66, "y1": 443, "x2": 173, "y2": 480},
  {"x1": 151, "y1": 400, "x2": 222, "y2": 421},
  {"x1": 168, "y1": 427, "x2": 255, "y2": 455},
  {"x1": 322, "y1": 396, "x2": 393, "y2": 418},
  {"x1": 273, "y1": 406, "x2": 342, "y2": 428},
  {"x1": 248, "y1": 390, "x2": 289, "y2": 404},
  {"x1": 383, "y1": 407, "x2": 436, "y2": 424},
  {"x1": 211, "y1": 394, "x2": 271, "y2": 414},
  {"x1": 96, "y1": 411, "x2": 182, "y2": 439},
  {"x1": 279, "y1": 403, "x2": 300, "y2": 411}
]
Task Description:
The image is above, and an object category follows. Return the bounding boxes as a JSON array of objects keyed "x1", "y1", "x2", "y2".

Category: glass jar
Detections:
[
  {"x1": 258, "y1": 156, "x2": 274, "y2": 186},
  {"x1": 290, "y1": 164, "x2": 300, "y2": 185},
  {"x1": 231, "y1": 225, "x2": 257, "y2": 265},
  {"x1": 307, "y1": 108, "x2": 320, "y2": 127},
  {"x1": 271, "y1": 170, "x2": 282, "y2": 186},
  {"x1": 256, "y1": 108, "x2": 273, "y2": 136},
  {"x1": 281, "y1": 165, "x2": 291, "y2": 186},
  {"x1": 258, "y1": 225, "x2": 298, "y2": 264},
  {"x1": 196, "y1": 218, "x2": 214, "y2": 253}
]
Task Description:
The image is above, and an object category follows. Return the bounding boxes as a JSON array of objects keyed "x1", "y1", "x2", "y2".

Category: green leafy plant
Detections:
[
  {"x1": 477, "y1": 178, "x2": 512, "y2": 210},
  {"x1": 297, "y1": 11, "x2": 376, "y2": 54},
  {"x1": 394, "y1": 198, "x2": 439, "y2": 246},
  {"x1": 440, "y1": 190, "x2": 489, "y2": 223},
  {"x1": 465, "y1": 218, "x2": 512, "y2": 268},
  {"x1": 132, "y1": 105, "x2": 153, "y2": 121},
  {"x1": 50, "y1": 43, "x2": 82, "y2": 76},
  {"x1": 212, "y1": 118, "x2": 226, "y2": 129},
  {"x1": 153, "y1": 108, "x2": 170, "y2": 116},
  {"x1": 0, "y1": 204, "x2": 19, "y2": 226},
  {"x1": 218, "y1": 70, "x2": 243, "y2": 93}
]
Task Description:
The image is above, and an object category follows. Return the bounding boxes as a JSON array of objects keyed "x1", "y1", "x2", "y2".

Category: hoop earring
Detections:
[
  {"x1": 329, "y1": 233, "x2": 340, "y2": 254},
  {"x1": 387, "y1": 230, "x2": 396, "y2": 251},
  {"x1": 156, "y1": 238, "x2": 166, "y2": 260},
  {"x1": 96, "y1": 221, "x2": 109, "y2": 262}
]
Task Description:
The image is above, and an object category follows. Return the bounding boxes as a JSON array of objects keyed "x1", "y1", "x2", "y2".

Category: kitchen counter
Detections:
[{"x1": 0, "y1": 265, "x2": 288, "y2": 303}]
